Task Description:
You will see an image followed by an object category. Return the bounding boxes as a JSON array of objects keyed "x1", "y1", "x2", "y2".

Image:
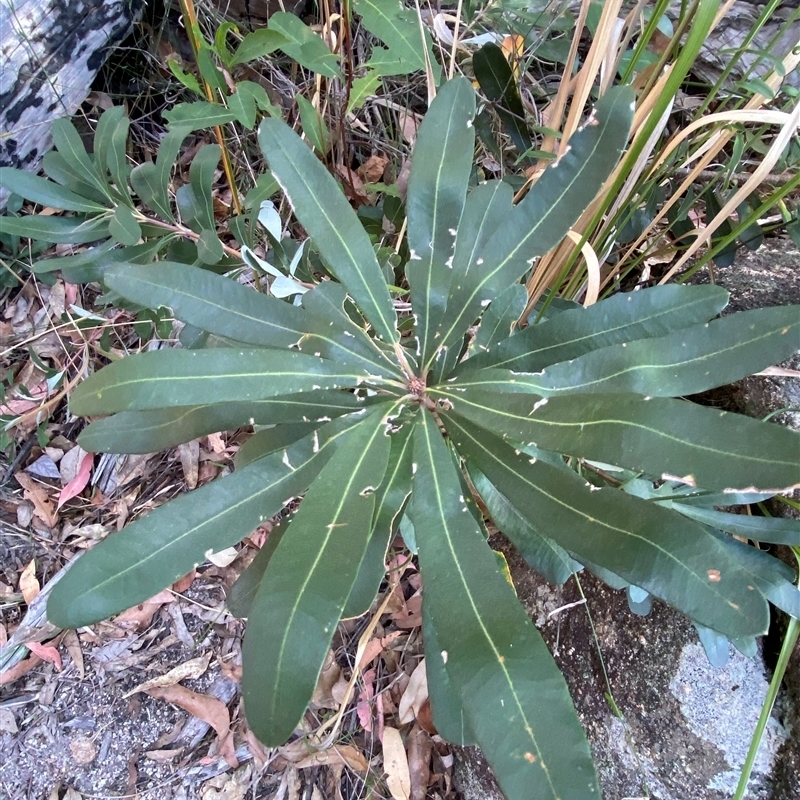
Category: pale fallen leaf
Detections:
[
  {"x1": 63, "y1": 629, "x2": 84, "y2": 680},
  {"x1": 26, "y1": 640, "x2": 62, "y2": 670},
  {"x1": 206, "y1": 546, "x2": 238, "y2": 568},
  {"x1": 407, "y1": 724, "x2": 433, "y2": 800},
  {"x1": 0, "y1": 708, "x2": 18, "y2": 734},
  {"x1": 382, "y1": 727, "x2": 411, "y2": 800},
  {"x1": 178, "y1": 440, "x2": 200, "y2": 489},
  {"x1": 294, "y1": 743, "x2": 369, "y2": 772},
  {"x1": 59, "y1": 444, "x2": 89, "y2": 484},
  {"x1": 146, "y1": 684, "x2": 238, "y2": 767},
  {"x1": 14, "y1": 473, "x2": 58, "y2": 528},
  {"x1": 19, "y1": 559, "x2": 40, "y2": 604},
  {"x1": 112, "y1": 589, "x2": 175, "y2": 632},
  {"x1": 356, "y1": 667, "x2": 376, "y2": 732},
  {"x1": 124, "y1": 652, "x2": 212, "y2": 698},
  {"x1": 58, "y1": 450, "x2": 93, "y2": 509},
  {"x1": 358, "y1": 154, "x2": 388, "y2": 183},
  {"x1": 358, "y1": 630, "x2": 403, "y2": 670},
  {"x1": 398, "y1": 658, "x2": 428, "y2": 724},
  {"x1": 310, "y1": 648, "x2": 342, "y2": 709}
]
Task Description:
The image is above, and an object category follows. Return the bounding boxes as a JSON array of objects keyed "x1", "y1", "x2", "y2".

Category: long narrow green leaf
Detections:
[
  {"x1": 106, "y1": 262, "x2": 308, "y2": 349},
  {"x1": 460, "y1": 305, "x2": 799, "y2": 398},
  {"x1": 78, "y1": 390, "x2": 366, "y2": 453},
  {"x1": 457, "y1": 284, "x2": 730, "y2": 375},
  {"x1": 439, "y1": 388, "x2": 800, "y2": 492},
  {"x1": 412, "y1": 411, "x2": 599, "y2": 800},
  {"x1": 94, "y1": 105, "x2": 131, "y2": 195},
  {"x1": 71, "y1": 349, "x2": 383, "y2": 416},
  {"x1": 0, "y1": 169, "x2": 109, "y2": 213},
  {"x1": 0, "y1": 214, "x2": 111, "y2": 244},
  {"x1": 258, "y1": 118, "x2": 398, "y2": 344},
  {"x1": 299, "y1": 282, "x2": 404, "y2": 378},
  {"x1": 469, "y1": 466, "x2": 580, "y2": 585},
  {"x1": 421, "y1": 611, "x2": 475, "y2": 746},
  {"x1": 242, "y1": 406, "x2": 393, "y2": 743},
  {"x1": 47, "y1": 416, "x2": 363, "y2": 628},
  {"x1": 664, "y1": 501, "x2": 800, "y2": 546},
  {"x1": 50, "y1": 117, "x2": 111, "y2": 200},
  {"x1": 344, "y1": 419, "x2": 415, "y2": 617},
  {"x1": 405, "y1": 77, "x2": 475, "y2": 370},
  {"x1": 227, "y1": 517, "x2": 291, "y2": 619},
  {"x1": 445, "y1": 414, "x2": 769, "y2": 639},
  {"x1": 473, "y1": 43, "x2": 534, "y2": 160},
  {"x1": 435, "y1": 87, "x2": 634, "y2": 372}
]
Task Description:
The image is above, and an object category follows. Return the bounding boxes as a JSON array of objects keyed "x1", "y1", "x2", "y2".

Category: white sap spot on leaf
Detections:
[
  {"x1": 249, "y1": 417, "x2": 255, "y2": 425},
  {"x1": 532, "y1": 398, "x2": 549, "y2": 412},
  {"x1": 360, "y1": 486, "x2": 376, "y2": 496},
  {"x1": 449, "y1": 228, "x2": 457, "y2": 236},
  {"x1": 282, "y1": 450, "x2": 294, "y2": 470},
  {"x1": 480, "y1": 298, "x2": 491, "y2": 307},
  {"x1": 412, "y1": 462, "x2": 418, "y2": 474},
  {"x1": 316, "y1": 416, "x2": 331, "y2": 422},
  {"x1": 312, "y1": 430, "x2": 320, "y2": 453},
  {"x1": 441, "y1": 650, "x2": 448, "y2": 663},
  {"x1": 410, "y1": 250, "x2": 422, "y2": 261},
  {"x1": 343, "y1": 331, "x2": 355, "y2": 338},
  {"x1": 528, "y1": 457, "x2": 537, "y2": 464},
  {"x1": 476, "y1": 258, "x2": 484, "y2": 266}
]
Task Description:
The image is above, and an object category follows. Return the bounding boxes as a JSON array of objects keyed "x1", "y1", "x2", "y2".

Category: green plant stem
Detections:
[{"x1": 732, "y1": 547, "x2": 800, "y2": 800}]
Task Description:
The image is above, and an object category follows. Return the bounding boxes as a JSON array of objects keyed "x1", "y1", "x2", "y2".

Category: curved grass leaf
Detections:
[
  {"x1": 440, "y1": 388, "x2": 800, "y2": 492},
  {"x1": 78, "y1": 390, "x2": 366, "y2": 453},
  {"x1": 436, "y1": 87, "x2": 634, "y2": 372},
  {"x1": 469, "y1": 466, "x2": 580, "y2": 585},
  {"x1": 445, "y1": 414, "x2": 770, "y2": 639},
  {"x1": 412, "y1": 411, "x2": 599, "y2": 800},
  {"x1": 458, "y1": 284, "x2": 730, "y2": 375},
  {"x1": 106, "y1": 262, "x2": 308, "y2": 349},
  {"x1": 480, "y1": 305, "x2": 799, "y2": 398},
  {"x1": 0, "y1": 169, "x2": 109, "y2": 213},
  {"x1": 343, "y1": 419, "x2": 415, "y2": 617},
  {"x1": 405, "y1": 77, "x2": 475, "y2": 370},
  {"x1": 71, "y1": 349, "x2": 382, "y2": 416},
  {"x1": 47, "y1": 418, "x2": 359, "y2": 629},
  {"x1": 242, "y1": 406, "x2": 392, "y2": 743},
  {"x1": 259, "y1": 118, "x2": 398, "y2": 344}
]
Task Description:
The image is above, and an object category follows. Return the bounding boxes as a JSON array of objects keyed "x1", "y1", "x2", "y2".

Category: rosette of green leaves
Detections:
[{"x1": 47, "y1": 78, "x2": 800, "y2": 800}]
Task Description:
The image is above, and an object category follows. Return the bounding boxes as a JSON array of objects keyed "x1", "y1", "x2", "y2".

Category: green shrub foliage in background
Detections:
[{"x1": 43, "y1": 79, "x2": 800, "y2": 800}]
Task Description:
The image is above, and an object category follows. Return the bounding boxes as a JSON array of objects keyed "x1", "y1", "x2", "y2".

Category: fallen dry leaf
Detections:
[
  {"x1": 57, "y1": 449, "x2": 93, "y2": 509},
  {"x1": 0, "y1": 651, "x2": 43, "y2": 686},
  {"x1": 311, "y1": 648, "x2": 342, "y2": 709},
  {"x1": 358, "y1": 630, "x2": 403, "y2": 670},
  {"x1": 14, "y1": 472, "x2": 58, "y2": 528},
  {"x1": 19, "y1": 559, "x2": 40, "y2": 604},
  {"x1": 407, "y1": 724, "x2": 433, "y2": 800},
  {"x1": 63, "y1": 629, "x2": 85, "y2": 680},
  {"x1": 382, "y1": 726, "x2": 411, "y2": 800},
  {"x1": 178, "y1": 440, "x2": 200, "y2": 489},
  {"x1": 398, "y1": 658, "x2": 428, "y2": 724},
  {"x1": 358, "y1": 153, "x2": 388, "y2": 184},
  {"x1": 293, "y1": 743, "x2": 369, "y2": 772},
  {"x1": 124, "y1": 652, "x2": 212, "y2": 697},
  {"x1": 26, "y1": 641, "x2": 62, "y2": 670},
  {"x1": 112, "y1": 589, "x2": 175, "y2": 632},
  {"x1": 146, "y1": 684, "x2": 238, "y2": 768}
]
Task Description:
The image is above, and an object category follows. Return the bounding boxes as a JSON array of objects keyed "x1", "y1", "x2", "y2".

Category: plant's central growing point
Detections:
[{"x1": 407, "y1": 375, "x2": 426, "y2": 399}]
